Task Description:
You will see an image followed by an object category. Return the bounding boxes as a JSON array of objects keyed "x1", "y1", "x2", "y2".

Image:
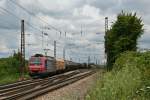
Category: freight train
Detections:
[{"x1": 28, "y1": 54, "x2": 87, "y2": 77}]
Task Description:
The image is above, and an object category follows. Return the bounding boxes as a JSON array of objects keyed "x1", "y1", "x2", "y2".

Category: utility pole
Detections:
[
  {"x1": 63, "y1": 48, "x2": 65, "y2": 60},
  {"x1": 43, "y1": 32, "x2": 49, "y2": 56},
  {"x1": 63, "y1": 48, "x2": 66, "y2": 67},
  {"x1": 54, "y1": 40, "x2": 56, "y2": 59},
  {"x1": 20, "y1": 20, "x2": 25, "y2": 79},
  {"x1": 42, "y1": 32, "x2": 44, "y2": 49},
  {"x1": 41, "y1": 26, "x2": 44, "y2": 49},
  {"x1": 81, "y1": 25, "x2": 83, "y2": 36},
  {"x1": 59, "y1": 31, "x2": 61, "y2": 37},
  {"x1": 105, "y1": 17, "x2": 108, "y2": 33},
  {"x1": 87, "y1": 56, "x2": 90, "y2": 67},
  {"x1": 65, "y1": 32, "x2": 67, "y2": 37},
  {"x1": 94, "y1": 56, "x2": 95, "y2": 64},
  {"x1": 44, "y1": 49, "x2": 50, "y2": 56},
  {"x1": 70, "y1": 57, "x2": 72, "y2": 61},
  {"x1": 105, "y1": 17, "x2": 108, "y2": 70},
  {"x1": 96, "y1": 59, "x2": 97, "y2": 65}
]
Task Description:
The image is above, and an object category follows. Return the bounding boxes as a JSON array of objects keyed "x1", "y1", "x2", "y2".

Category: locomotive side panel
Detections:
[{"x1": 46, "y1": 59, "x2": 56, "y2": 72}]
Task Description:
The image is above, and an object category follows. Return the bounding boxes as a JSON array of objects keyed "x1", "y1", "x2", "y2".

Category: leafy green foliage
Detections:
[
  {"x1": 0, "y1": 51, "x2": 29, "y2": 84},
  {"x1": 86, "y1": 51, "x2": 150, "y2": 100},
  {"x1": 105, "y1": 11, "x2": 144, "y2": 70},
  {"x1": 0, "y1": 57, "x2": 20, "y2": 77},
  {"x1": 114, "y1": 51, "x2": 150, "y2": 99},
  {"x1": 86, "y1": 66, "x2": 141, "y2": 100}
]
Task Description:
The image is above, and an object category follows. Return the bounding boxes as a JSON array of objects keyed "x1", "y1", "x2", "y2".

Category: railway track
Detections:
[{"x1": 0, "y1": 69, "x2": 95, "y2": 100}]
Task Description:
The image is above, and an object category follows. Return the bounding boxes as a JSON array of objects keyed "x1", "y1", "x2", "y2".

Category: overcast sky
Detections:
[{"x1": 0, "y1": 0, "x2": 150, "y2": 64}]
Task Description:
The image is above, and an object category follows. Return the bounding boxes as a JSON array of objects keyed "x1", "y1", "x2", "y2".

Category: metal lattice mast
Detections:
[
  {"x1": 54, "y1": 40, "x2": 56, "y2": 59},
  {"x1": 105, "y1": 17, "x2": 108, "y2": 69},
  {"x1": 105, "y1": 17, "x2": 108, "y2": 33},
  {"x1": 21, "y1": 20, "x2": 25, "y2": 77}
]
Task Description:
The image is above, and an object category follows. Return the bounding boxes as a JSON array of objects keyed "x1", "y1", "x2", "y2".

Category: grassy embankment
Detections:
[
  {"x1": 0, "y1": 57, "x2": 29, "y2": 85},
  {"x1": 86, "y1": 51, "x2": 150, "y2": 100}
]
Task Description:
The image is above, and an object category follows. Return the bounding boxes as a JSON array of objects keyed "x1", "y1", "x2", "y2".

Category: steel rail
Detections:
[
  {"x1": 1, "y1": 70, "x2": 94, "y2": 100},
  {"x1": 0, "y1": 70, "x2": 86, "y2": 100}
]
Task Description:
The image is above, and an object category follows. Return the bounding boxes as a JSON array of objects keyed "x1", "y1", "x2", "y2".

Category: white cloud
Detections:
[
  {"x1": 0, "y1": 0, "x2": 150, "y2": 63},
  {"x1": 73, "y1": 4, "x2": 101, "y2": 20},
  {"x1": 0, "y1": 0, "x2": 6, "y2": 8}
]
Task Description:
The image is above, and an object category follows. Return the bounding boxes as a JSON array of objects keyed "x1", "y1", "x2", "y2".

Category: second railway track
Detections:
[{"x1": 0, "y1": 69, "x2": 95, "y2": 100}]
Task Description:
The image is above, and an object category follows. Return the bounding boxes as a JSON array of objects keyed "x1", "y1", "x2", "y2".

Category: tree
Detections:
[
  {"x1": 105, "y1": 11, "x2": 144, "y2": 70},
  {"x1": 13, "y1": 50, "x2": 22, "y2": 61}
]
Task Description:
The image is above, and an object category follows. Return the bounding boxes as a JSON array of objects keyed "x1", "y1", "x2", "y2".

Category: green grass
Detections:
[
  {"x1": 0, "y1": 74, "x2": 20, "y2": 85},
  {"x1": 0, "y1": 73, "x2": 29, "y2": 85},
  {"x1": 86, "y1": 51, "x2": 150, "y2": 100},
  {"x1": 86, "y1": 66, "x2": 141, "y2": 100}
]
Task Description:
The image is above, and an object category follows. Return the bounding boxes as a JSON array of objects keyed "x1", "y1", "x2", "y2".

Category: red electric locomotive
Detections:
[{"x1": 28, "y1": 54, "x2": 65, "y2": 76}]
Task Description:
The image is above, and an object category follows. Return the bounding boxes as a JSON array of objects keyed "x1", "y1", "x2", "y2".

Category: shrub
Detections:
[
  {"x1": 86, "y1": 51, "x2": 150, "y2": 100},
  {"x1": 86, "y1": 64, "x2": 141, "y2": 100},
  {"x1": 0, "y1": 56, "x2": 29, "y2": 84}
]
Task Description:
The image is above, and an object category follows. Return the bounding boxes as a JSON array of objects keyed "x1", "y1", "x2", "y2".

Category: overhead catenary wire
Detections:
[
  {"x1": 9, "y1": 0, "x2": 84, "y2": 37},
  {"x1": 9, "y1": 0, "x2": 60, "y2": 32},
  {"x1": 9, "y1": 0, "x2": 89, "y2": 45},
  {"x1": 0, "y1": 6, "x2": 62, "y2": 49},
  {"x1": 0, "y1": 1, "x2": 105, "y2": 62},
  {"x1": 0, "y1": 11, "x2": 19, "y2": 29},
  {"x1": 0, "y1": 6, "x2": 42, "y2": 33},
  {"x1": 8, "y1": 0, "x2": 86, "y2": 45}
]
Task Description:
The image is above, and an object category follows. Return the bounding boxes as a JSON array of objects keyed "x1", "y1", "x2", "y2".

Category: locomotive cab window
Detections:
[{"x1": 29, "y1": 57, "x2": 42, "y2": 65}]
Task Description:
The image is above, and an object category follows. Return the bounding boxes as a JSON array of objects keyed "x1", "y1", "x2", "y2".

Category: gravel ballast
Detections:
[{"x1": 34, "y1": 72, "x2": 98, "y2": 100}]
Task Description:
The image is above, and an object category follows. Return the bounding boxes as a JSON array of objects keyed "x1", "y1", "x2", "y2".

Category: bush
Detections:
[
  {"x1": 86, "y1": 51, "x2": 150, "y2": 100},
  {"x1": 0, "y1": 56, "x2": 29, "y2": 84},
  {"x1": 86, "y1": 64, "x2": 141, "y2": 100},
  {"x1": 0, "y1": 57, "x2": 20, "y2": 77}
]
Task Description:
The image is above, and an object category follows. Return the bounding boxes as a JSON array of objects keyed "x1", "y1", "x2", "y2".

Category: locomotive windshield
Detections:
[{"x1": 29, "y1": 57, "x2": 42, "y2": 65}]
